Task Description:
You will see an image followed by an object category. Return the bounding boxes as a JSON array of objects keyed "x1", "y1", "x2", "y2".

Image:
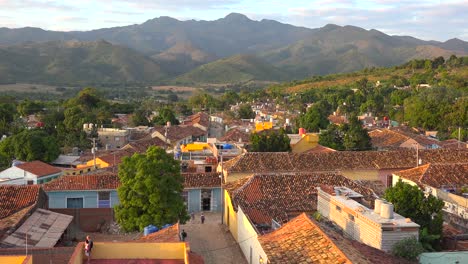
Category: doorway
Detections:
[{"x1": 201, "y1": 189, "x2": 212, "y2": 211}]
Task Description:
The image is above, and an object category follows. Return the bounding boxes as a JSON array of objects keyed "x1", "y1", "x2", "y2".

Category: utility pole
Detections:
[
  {"x1": 415, "y1": 143, "x2": 419, "y2": 167},
  {"x1": 92, "y1": 138, "x2": 97, "y2": 169},
  {"x1": 220, "y1": 154, "x2": 224, "y2": 225},
  {"x1": 458, "y1": 127, "x2": 461, "y2": 149}
]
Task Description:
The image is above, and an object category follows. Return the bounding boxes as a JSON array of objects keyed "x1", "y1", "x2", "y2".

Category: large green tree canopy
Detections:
[
  {"x1": 250, "y1": 129, "x2": 291, "y2": 152},
  {"x1": 115, "y1": 146, "x2": 189, "y2": 231}
]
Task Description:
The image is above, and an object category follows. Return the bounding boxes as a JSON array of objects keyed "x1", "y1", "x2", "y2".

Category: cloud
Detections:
[
  {"x1": 106, "y1": 0, "x2": 241, "y2": 11},
  {"x1": 0, "y1": 0, "x2": 77, "y2": 11},
  {"x1": 56, "y1": 16, "x2": 88, "y2": 23},
  {"x1": 286, "y1": 0, "x2": 468, "y2": 41}
]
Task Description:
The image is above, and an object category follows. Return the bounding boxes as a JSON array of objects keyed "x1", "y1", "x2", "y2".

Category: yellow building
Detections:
[
  {"x1": 0, "y1": 256, "x2": 32, "y2": 264},
  {"x1": 255, "y1": 121, "x2": 273, "y2": 132},
  {"x1": 291, "y1": 133, "x2": 319, "y2": 153}
]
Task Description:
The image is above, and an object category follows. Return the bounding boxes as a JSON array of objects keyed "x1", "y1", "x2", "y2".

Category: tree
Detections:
[
  {"x1": 343, "y1": 116, "x2": 372, "y2": 151},
  {"x1": 0, "y1": 129, "x2": 60, "y2": 162},
  {"x1": 152, "y1": 108, "x2": 180, "y2": 126},
  {"x1": 318, "y1": 124, "x2": 345, "y2": 150},
  {"x1": 131, "y1": 109, "x2": 150, "y2": 126},
  {"x1": 384, "y1": 180, "x2": 444, "y2": 250},
  {"x1": 115, "y1": 146, "x2": 189, "y2": 231},
  {"x1": 250, "y1": 129, "x2": 291, "y2": 152},
  {"x1": 237, "y1": 104, "x2": 255, "y2": 119},
  {"x1": 297, "y1": 101, "x2": 330, "y2": 132}
]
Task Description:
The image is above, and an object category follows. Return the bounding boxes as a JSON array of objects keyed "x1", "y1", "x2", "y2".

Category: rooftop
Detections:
[
  {"x1": 97, "y1": 149, "x2": 136, "y2": 166},
  {"x1": 182, "y1": 172, "x2": 221, "y2": 188},
  {"x1": 220, "y1": 128, "x2": 251, "y2": 143},
  {"x1": 136, "y1": 224, "x2": 180, "y2": 243},
  {"x1": 222, "y1": 149, "x2": 468, "y2": 173},
  {"x1": 1, "y1": 208, "x2": 73, "y2": 248},
  {"x1": 152, "y1": 125, "x2": 206, "y2": 142},
  {"x1": 43, "y1": 173, "x2": 120, "y2": 191},
  {"x1": 258, "y1": 213, "x2": 351, "y2": 264},
  {"x1": 182, "y1": 112, "x2": 210, "y2": 129},
  {"x1": 15, "y1": 160, "x2": 62, "y2": 177},
  {"x1": 226, "y1": 172, "x2": 375, "y2": 226},
  {"x1": 123, "y1": 137, "x2": 169, "y2": 153},
  {"x1": 394, "y1": 163, "x2": 468, "y2": 189},
  {"x1": 0, "y1": 185, "x2": 40, "y2": 219}
]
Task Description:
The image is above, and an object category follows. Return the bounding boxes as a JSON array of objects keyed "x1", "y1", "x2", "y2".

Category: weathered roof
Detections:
[
  {"x1": 183, "y1": 112, "x2": 210, "y2": 128},
  {"x1": 43, "y1": 173, "x2": 120, "y2": 191},
  {"x1": 369, "y1": 129, "x2": 410, "y2": 149},
  {"x1": 1, "y1": 208, "x2": 73, "y2": 248},
  {"x1": 153, "y1": 125, "x2": 206, "y2": 142},
  {"x1": 228, "y1": 172, "x2": 375, "y2": 225},
  {"x1": 258, "y1": 213, "x2": 351, "y2": 264},
  {"x1": 394, "y1": 163, "x2": 468, "y2": 188},
  {"x1": 136, "y1": 223, "x2": 180, "y2": 243},
  {"x1": 303, "y1": 144, "x2": 336, "y2": 153},
  {"x1": 439, "y1": 139, "x2": 467, "y2": 149},
  {"x1": 123, "y1": 137, "x2": 169, "y2": 153},
  {"x1": 183, "y1": 172, "x2": 221, "y2": 188},
  {"x1": 97, "y1": 149, "x2": 136, "y2": 166},
  {"x1": 220, "y1": 128, "x2": 251, "y2": 143},
  {"x1": 15, "y1": 161, "x2": 62, "y2": 177},
  {"x1": 0, "y1": 185, "x2": 40, "y2": 219},
  {"x1": 223, "y1": 149, "x2": 468, "y2": 173}
]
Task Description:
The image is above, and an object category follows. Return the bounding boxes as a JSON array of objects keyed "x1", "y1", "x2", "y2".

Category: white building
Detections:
[
  {"x1": 317, "y1": 186, "x2": 420, "y2": 252},
  {"x1": 0, "y1": 160, "x2": 62, "y2": 185}
]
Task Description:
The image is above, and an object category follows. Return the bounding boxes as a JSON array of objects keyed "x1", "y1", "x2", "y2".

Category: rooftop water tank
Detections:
[{"x1": 380, "y1": 203, "x2": 394, "y2": 219}]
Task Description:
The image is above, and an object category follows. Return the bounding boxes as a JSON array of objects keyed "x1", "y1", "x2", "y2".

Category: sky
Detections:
[{"x1": 0, "y1": 0, "x2": 467, "y2": 41}]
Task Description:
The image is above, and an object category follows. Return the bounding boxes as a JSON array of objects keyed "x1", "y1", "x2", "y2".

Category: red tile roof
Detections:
[
  {"x1": 394, "y1": 163, "x2": 468, "y2": 189},
  {"x1": 98, "y1": 149, "x2": 136, "y2": 166},
  {"x1": 328, "y1": 114, "x2": 348, "y2": 125},
  {"x1": 123, "y1": 137, "x2": 169, "y2": 153},
  {"x1": 369, "y1": 129, "x2": 410, "y2": 149},
  {"x1": 182, "y1": 172, "x2": 221, "y2": 188},
  {"x1": 220, "y1": 128, "x2": 251, "y2": 143},
  {"x1": 439, "y1": 139, "x2": 468, "y2": 149},
  {"x1": 42, "y1": 173, "x2": 120, "y2": 191},
  {"x1": 258, "y1": 213, "x2": 352, "y2": 264},
  {"x1": 183, "y1": 112, "x2": 210, "y2": 129},
  {"x1": 303, "y1": 144, "x2": 336, "y2": 153},
  {"x1": 223, "y1": 149, "x2": 468, "y2": 173},
  {"x1": 15, "y1": 160, "x2": 62, "y2": 177},
  {"x1": 153, "y1": 125, "x2": 206, "y2": 142},
  {"x1": 136, "y1": 223, "x2": 180, "y2": 243},
  {"x1": 228, "y1": 172, "x2": 375, "y2": 225},
  {"x1": 0, "y1": 185, "x2": 40, "y2": 219}
]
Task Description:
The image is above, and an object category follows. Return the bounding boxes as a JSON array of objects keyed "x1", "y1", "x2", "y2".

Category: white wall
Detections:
[
  {"x1": 237, "y1": 207, "x2": 268, "y2": 264},
  {"x1": 0, "y1": 166, "x2": 38, "y2": 184}
]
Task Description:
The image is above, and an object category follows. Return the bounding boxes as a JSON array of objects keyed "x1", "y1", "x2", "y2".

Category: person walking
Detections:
[
  {"x1": 181, "y1": 229, "x2": 187, "y2": 241},
  {"x1": 190, "y1": 211, "x2": 195, "y2": 222},
  {"x1": 84, "y1": 235, "x2": 93, "y2": 263},
  {"x1": 201, "y1": 213, "x2": 205, "y2": 224}
]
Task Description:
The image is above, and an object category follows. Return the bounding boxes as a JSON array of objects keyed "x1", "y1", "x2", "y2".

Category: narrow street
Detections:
[{"x1": 181, "y1": 212, "x2": 247, "y2": 264}]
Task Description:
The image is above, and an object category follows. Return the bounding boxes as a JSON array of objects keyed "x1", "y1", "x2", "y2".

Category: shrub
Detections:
[{"x1": 391, "y1": 237, "x2": 424, "y2": 261}]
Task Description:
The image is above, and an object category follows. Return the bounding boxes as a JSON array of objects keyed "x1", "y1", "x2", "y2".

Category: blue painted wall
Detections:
[
  {"x1": 46, "y1": 190, "x2": 119, "y2": 208},
  {"x1": 186, "y1": 188, "x2": 222, "y2": 213},
  {"x1": 188, "y1": 189, "x2": 201, "y2": 213}
]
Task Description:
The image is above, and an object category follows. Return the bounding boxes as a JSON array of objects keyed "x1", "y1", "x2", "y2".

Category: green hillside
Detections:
[
  {"x1": 174, "y1": 54, "x2": 288, "y2": 84},
  {"x1": 261, "y1": 25, "x2": 467, "y2": 79},
  {"x1": 0, "y1": 40, "x2": 166, "y2": 85}
]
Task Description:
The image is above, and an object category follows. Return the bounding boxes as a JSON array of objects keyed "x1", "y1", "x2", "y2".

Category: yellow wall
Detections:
[
  {"x1": 291, "y1": 133, "x2": 319, "y2": 153},
  {"x1": 0, "y1": 256, "x2": 29, "y2": 264},
  {"x1": 341, "y1": 169, "x2": 380, "y2": 181},
  {"x1": 224, "y1": 190, "x2": 239, "y2": 241},
  {"x1": 392, "y1": 175, "x2": 417, "y2": 187},
  {"x1": 77, "y1": 158, "x2": 109, "y2": 169},
  {"x1": 68, "y1": 242, "x2": 188, "y2": 263},
  {"x1": 91, "y1": 242, "x2": 187, "y2": 259},
  {"x1": 255, "y1": 122, "x2": 273, "y2": 132}
]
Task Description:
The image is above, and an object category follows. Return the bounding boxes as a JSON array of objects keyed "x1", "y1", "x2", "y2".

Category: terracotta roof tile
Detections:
[
  {"x1": 328, "y1": 115, "x2": 348, "y2": 125},
  {"x1": 258, "y1": 213, "x2": 352, "y2": 264},
  {"x1": 0, "y1": 185, "x2": 40, "y2": 219},
  {"x1": 223, "y1": 149, "x2": 468, "y2": 173},
  {"x1": 303, "y1": 144, "x2": 337, "y2": 153},
  {"x1": 394, "y1": 163, "x2": 468, "y2": 188},
  {"x1": 369, "y1": 129, "x2": 410, "y2": 149},
  {"x1": 439, "y1": 139, "x2": 467, "y2": 149},
  {"x1": 43, "y1": 173, "x2": 120, "y2": 191},
  {"x1": 183, "y1": 112, "x2": 210, "y2": 128},
  {"x1": 15, "y1": 161, "x2": 62, "y2": 177},
  {"x1": 124, "y1": 137, "x2": 169, "y2": 153},
  {"x1": 136, "y1": 223, "x2": 180, "y2": 243},
  {"x1": 230, "y1": 172, "x2": 375, "y2": 225},
  {"x1": 183, "y1": 172, "x2": 221, "y2": 188},
  {"x1": 220, "y1": 128, "x2": 251, "y2": 143},
  {"x1": 97, "y1": 148, "x2": 136, "y2": 166},
  {"x1": 153, "y1": 125, "x2": 206, "y2": 142}
]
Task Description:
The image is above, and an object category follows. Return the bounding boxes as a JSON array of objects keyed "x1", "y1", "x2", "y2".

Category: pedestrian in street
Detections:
[
  {"x1": 190, "y1": 211, "x2": 195, "y2": 222},
  {"x1": 181, "y1": 229, "x2": 187, "y2": 241},
  {"x1": 84, "y1": 235, "x2": 93, "y2": 263},
  {"x1": 201, "y1": 213, "x2": 205, "y2": 224}
]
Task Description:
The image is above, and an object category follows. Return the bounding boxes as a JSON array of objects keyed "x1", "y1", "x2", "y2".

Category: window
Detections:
[
  {"x1": 348, "y1": 214, "x2": 355, "y2": 221},
  {"x1": 115, "y1": 137, "x2": 120, "y2": 141},
  {"x1": 98, "y1": 191, "x2": 111, "y2": 208},
  {"x1": 27, "y1": 180, "x2": 34, "y2": 185},
  {"x1": 67, "y1": 198, "x2": 84, "y2": 208},
  {"x1": 336, "y1": 205, "x2": 342, "y2": 212},
  {"x1": 205, "y1": 166, "x2": 212, "y2": 172}
]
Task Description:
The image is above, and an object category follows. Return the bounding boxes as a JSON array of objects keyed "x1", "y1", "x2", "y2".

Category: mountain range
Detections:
[{"x1": 0, "y1": 13, "x2": 466, "y2": 85}]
